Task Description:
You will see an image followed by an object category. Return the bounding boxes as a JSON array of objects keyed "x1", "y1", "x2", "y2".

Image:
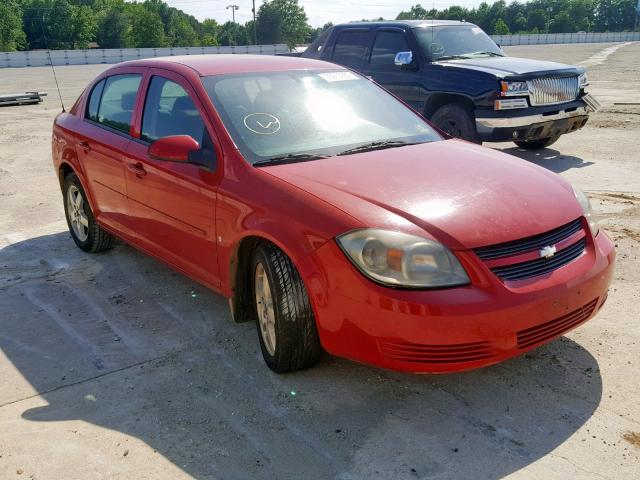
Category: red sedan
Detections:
[{"x1": 52, "y1": 55, "x2": 615, "y2": 373}]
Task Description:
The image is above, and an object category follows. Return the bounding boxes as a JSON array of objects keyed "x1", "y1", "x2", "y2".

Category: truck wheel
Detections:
[
  {"x1": 252, "y1": 242, "x2": 322, "y2": 373},
  {"x1": 430, "y1": 104, "x2": 479, "y2": 143},
  {"x1": 514, "y1": 135, "x2": 560, "y2": 150},
  {"x1": 63, "y1": 173, "x2": 115, "y2": 253}
]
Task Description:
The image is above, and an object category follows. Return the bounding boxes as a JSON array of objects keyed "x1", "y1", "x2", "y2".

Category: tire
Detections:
[
  {"x1": 63, "y1": 173, "x2": 115, "y2": 253},
  {"x1": 251, "y1": 242, "x2": 322, "y2": 373},
  {"x1": 430, "y1": 104, "x2": 480, "y2": 143},
  {"x1": 514, "y1": 135, "x2": 560, "y2": 150}
]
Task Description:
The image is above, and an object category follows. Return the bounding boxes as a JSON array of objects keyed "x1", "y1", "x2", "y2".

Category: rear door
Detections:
[
  {"x1": 360, "y1": 28, "x2": 423, "y2": 110},
  {"x1": 75, "y1": 69, "x2": 144, "y2": 235},
  {"x1": 124, "y1": 69, "x2": 221, "y2": 288},
  {"x1": 324, "y1": 28, "x2": 371, "y2": 69}
]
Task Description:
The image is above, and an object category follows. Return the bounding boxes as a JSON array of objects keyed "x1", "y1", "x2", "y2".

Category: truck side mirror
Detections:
[{"x1": 394, "y1": 51, "x2": 413, "y2": 67}]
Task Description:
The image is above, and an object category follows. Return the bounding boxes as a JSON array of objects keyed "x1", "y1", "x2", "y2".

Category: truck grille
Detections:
[{"x1": 527, "y1": 76, "x2": 579, "y2": 106}]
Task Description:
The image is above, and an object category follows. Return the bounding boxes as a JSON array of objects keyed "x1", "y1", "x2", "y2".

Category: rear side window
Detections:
[
  {"x1": 95, "y1": 74, "x2": 142, "y2": 134},
  {"x1": 86, "y1": 80, "x2": 105, "y2": 122},
  {"x1": 332, "y1": 30, "x2": 369, "y2": 66},
  {"x1": 370, "y1": 31, "x2": 410, "y2": 65}
]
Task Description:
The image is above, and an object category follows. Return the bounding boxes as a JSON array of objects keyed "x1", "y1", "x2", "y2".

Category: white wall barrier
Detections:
[
  {"x1": 492, "y1": 31, "x2": 640, "y2": 46},
  {"x1": 0, "y1": 44, "x2": 289, "y2": 68}
]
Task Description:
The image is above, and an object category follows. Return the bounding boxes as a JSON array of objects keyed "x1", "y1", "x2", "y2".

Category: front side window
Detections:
[
  {"x1": 332, "y1": 30, "x2": 369, "y2": 66},
  {"x1": 141, "y1": 76, "x2": 209, "y2": 147},
  {"x1": 370, "y1": 31, "x2": 410, "y2": 65},
  {"x1": 413, "y1": 25, "x2": 503, "y2": 61},
  {"x1": 96, "y1": 74, "x2": 142, "y2": 133},
  {"x1": 202, "y1": 69, "x2": 441, "y2": 164}
]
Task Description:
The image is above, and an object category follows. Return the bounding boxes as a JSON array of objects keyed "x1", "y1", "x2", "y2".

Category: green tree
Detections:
[
  {"x1": 97, "y1": 7, "x2": 131, "y2": 48},
  {"x1": 527, "y1": 9, "x2": 548, "y2": 31},
  {"x1": 257, "y1": 0, "x2": 310, "y2": 48},
  {"x1": 218, "y1": 21, "x2": 249, "y2": 46},
  {"x1": 0, "y1": 1, "x2": 27, "y2": 51},
  {"x1": 127, "y1": 4, "x2": 167, "y2": 47},
  {"x1": 493, "y1": 17, "x2": 511, "y2": 34},
  {"x1": 201, "y1": 18, "x2": 219, "y2": 46},
  {"x1": 166, "y1": 13, "x2": 199, "y2": 46},
  {"x1": 396, "y1": 4, "x2": 428, "y2": 20},
  {"x1": 548, "y1": 11, "x2": 574, "y2": 32},
  {"x1": 70, "y1": 5, "x2": 98, "y2": 48}
]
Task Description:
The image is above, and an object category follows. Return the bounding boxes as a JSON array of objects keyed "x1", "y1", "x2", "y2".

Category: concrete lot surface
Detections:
[{"x1": 1, "y1": 44, "x2": 639, "y2": 479}]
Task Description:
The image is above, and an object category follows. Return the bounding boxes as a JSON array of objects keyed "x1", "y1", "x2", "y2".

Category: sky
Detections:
[{"x1": 164, "y1": 0, "x2": 489, "y2": 28}]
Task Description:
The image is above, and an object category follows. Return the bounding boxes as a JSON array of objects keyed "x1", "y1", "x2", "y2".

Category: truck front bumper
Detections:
[{"x1": 476, "y1": 101, "x2": 590, "y2": 143}]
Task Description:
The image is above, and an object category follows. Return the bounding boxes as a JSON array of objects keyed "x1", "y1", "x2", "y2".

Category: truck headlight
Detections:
[
  {"x1": 573, "y1": 185, "x2": 599, "y2": 236},
  {"x1": 500, "y1": 80, "x2": 529, "y2": 97},
  {"x1": 336, "y1": 229, "x2": 470, "y2": 288},
  {"x1": 578, "y1": 72, "x2": 589, "y2": 88}
]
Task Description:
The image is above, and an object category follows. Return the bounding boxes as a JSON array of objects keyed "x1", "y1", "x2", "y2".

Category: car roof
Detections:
[
  {"x1": 114, "y1": 54, "x2": 340, "y2": 76},
  {"x1": 337, "y1": 20, "x2": 474, "y2": 28}
]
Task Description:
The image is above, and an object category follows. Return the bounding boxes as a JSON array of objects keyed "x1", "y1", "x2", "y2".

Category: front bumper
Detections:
[
  {"x1": 476, "y1": 100, "x2": 590, "y2": 142},
  {"x1": 301, "y1": 229, "x2": 615, "y2": 373}
]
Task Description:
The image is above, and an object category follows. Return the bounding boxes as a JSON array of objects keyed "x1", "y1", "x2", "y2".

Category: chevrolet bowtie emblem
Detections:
[{"x1": 539, "y1": 245, "x2": 557, "y2": 258}]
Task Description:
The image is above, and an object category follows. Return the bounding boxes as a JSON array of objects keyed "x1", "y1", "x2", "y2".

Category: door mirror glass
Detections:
[
  {"x1": 394, "y1": 51, "x2": 413, "y2": 67},
  {"x1": 148, "y1": 135, "x2": 199, "y2": 163}
]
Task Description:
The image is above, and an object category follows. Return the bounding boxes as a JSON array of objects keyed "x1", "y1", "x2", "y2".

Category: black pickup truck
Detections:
[{"x1": 297, "y1": 20, "x2": 599, "y2": 149}]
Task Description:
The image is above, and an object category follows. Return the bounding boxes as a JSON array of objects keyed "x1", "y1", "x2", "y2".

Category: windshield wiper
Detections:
[
  {"x1": 253, "y1": 153, "x2": 330, "y2": 167},
  {"x1": 435, "y1": 54, "x2": 471, "y2": 61},
  {"x1": 337, "y1": 140, "x2": 420, "y2": 156},
  {"x1": 467, "y1": 51, "x2": 504, "y2": 57}
]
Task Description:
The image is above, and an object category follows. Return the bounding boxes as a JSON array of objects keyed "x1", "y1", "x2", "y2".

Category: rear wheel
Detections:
[
  {"x1": 430, "y1": 104, "x2": 480, "y2": 143},
  {"x1": 514, "y1": 135, "x2": 560, "y2": 150},
  {"x1": 252, "y1": 242, "x2": 322, "y2": 373},
  {"x1": 63, "y1": 173, "x2": 114, "y2": 253}
]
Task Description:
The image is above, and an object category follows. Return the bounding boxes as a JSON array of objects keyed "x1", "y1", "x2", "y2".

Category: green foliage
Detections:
[
  {"x1": 3, "y1": 0, "x2": 639, "y2": 53},
  {"x1": 0, "y1": 1, "x2": 27, "y2": 51},
  {"x1": 493, "y1": 17, "x2": 511, "y2": 34}
]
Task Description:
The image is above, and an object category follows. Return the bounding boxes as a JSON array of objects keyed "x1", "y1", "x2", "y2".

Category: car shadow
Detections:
[
  {"x1": 0, "y1": 232, "x2": 603, "y2": 479},
  {"x1": 497, "y1": 146, "x2": 595, "y2": 174}
]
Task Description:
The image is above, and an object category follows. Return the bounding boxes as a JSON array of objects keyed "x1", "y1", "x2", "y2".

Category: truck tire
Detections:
[
  {"x1": 63, "y1": 173, "x2": 115, "y2": 253},
  {"x1": 430, "y1": 104, "x2": 480, "y2": 143},
  {"x1": 514, "y1": 135, "x2": 560, "y2": 150},
  {"x1": 252, "y1": 241, "x2": 322, "y2": 373}
]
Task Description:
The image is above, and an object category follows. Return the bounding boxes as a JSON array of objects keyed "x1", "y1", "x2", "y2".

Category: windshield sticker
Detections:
[
  {"x1": 318, "y1": 71, "x2": 359, "y2": 82},
  {"x1": 243, "y1": 113, "x2": 281, "y2": 135}
]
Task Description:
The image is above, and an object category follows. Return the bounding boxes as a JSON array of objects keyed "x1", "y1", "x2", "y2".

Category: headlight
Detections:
[
  {"x1": 578, "y1": 72, "x2": 589, "y2": 88},
  {"x1": 336, "y1": 229, "x2": 470, "y2": 288},
  {"x1": 500, "y1": 80, "x2": 529, "y2": 97},
  {"x1": 573, "y1": 186, "x2": 599, "y2": 236}
]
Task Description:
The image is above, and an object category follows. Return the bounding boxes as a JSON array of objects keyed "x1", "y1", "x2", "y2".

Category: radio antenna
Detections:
[{"x1": 39, "y1": 15, "x2": 65, "y2": 112}]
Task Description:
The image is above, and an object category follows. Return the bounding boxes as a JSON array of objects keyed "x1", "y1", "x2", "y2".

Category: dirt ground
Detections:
[{"x1": 0, "y1": 43, "x2": 639, "y2": 480}]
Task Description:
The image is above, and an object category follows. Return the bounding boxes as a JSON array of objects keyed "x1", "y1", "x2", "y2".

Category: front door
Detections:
[
  {"x1": 124, "y1": 70, "x2": 220, "y2": 288},
  {"x1": 360, "y1": 28, "x2": 423, "y2": 111}
]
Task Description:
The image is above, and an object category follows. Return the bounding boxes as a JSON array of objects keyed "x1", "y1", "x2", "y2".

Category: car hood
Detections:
[
  {"x1": 261, "y1": 140, "x2": 583, "y2": 250},
  {"x1": 434, "y1": 56, "x2": 583, "y2": 79}
]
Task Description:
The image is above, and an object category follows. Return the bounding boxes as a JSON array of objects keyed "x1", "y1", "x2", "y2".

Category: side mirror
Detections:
[
  {"x1": 148, "y1": 135, "x2": 200, "y2": 163},
  {"x1": 394, "y1": 51, "x2": 413, "y2": 67}
]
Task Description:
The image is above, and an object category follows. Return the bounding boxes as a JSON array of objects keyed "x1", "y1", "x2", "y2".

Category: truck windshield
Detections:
[
  {"x1": 413, "y1": 25, "x2": 503, "y2": 61},
  {"x1": 202, "y1": 70, "x2": 441, "y2": 165}
]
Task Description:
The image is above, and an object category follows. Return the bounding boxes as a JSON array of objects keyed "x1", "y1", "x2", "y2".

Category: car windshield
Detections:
[
  {"x1": 201, "y1": 70, "x2": 441, "y2": 164},
  {"x1": 413, "y1": 25, "x2": 503, "y2": 61}
]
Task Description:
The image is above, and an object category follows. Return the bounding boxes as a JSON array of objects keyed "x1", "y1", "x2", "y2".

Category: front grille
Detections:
[
  {"x1": 490, "y1": 238, "x2": 586, "y2": 281},
  {"x1": 527, "y1": 76, "x2": 579, "y2": 106},
  {"x1": 379, "y1": 340, "x2": 493, "y2": 364},
  {"x1": 517, "y1": 298, "x2": 598, "y2": 349},
  {"x1": 474, "y1": 218, "x2": 583, "y2": 261}
]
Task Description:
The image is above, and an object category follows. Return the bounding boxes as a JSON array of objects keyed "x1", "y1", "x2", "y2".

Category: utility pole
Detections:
[
  {"x1": 252, "y1": 0, "x2": 258, "y2": 45},
  {"x1": 226, "y1": 4, "x2": 239, "y2": 23},
  {"x1": 635, "y1": 0, "x2": 640, "y2": 31}
]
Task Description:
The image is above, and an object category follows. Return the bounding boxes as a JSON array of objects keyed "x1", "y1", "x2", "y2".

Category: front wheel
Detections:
[
  {"x1": 63, "y1": 173, "x2": 114, "y2": 252},
  {"x1": 430, "y1": 104, "x2": 480, "y2": 143},
  {"x1": 252, "y1": 242, "x2": 322, "y2": 373},
  {"x1": 514, "y1": 135, "x2": 560, "y2": 150}
]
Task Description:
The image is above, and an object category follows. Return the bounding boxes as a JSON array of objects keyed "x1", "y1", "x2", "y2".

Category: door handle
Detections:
[
  {"x1": 79, "y1": 140, "x2": 91, "y2": 151},
  {"x1": 128, "y1": 162, "x2": 147, "y2": 177}
]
